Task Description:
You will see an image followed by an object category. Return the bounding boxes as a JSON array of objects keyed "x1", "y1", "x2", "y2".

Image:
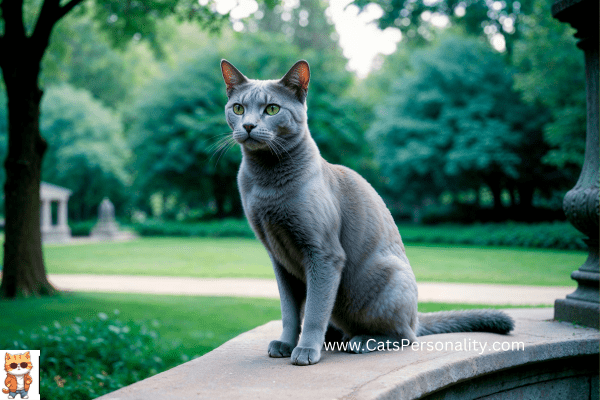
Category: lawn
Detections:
[
  {"x1": 0, "y1": 292, "x2": 541, "y2": 364},
  {"x1": 39, "y1": 237, "x2": 585, "y2": 286}
]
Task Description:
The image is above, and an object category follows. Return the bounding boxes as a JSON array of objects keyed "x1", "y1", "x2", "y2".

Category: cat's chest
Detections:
[{"x1": 242, "y1": 185, "x2": 309, "y2": 280}]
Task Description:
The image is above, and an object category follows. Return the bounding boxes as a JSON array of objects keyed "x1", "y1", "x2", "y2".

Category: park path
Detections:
[{"x1": 48, "y1": 274, "x2": 572, "y2": 306}]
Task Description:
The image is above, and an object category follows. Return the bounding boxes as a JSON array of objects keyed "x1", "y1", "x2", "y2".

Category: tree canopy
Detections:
[{"x1": 367, "y1": 35, "x2": 564, "y2": 215}]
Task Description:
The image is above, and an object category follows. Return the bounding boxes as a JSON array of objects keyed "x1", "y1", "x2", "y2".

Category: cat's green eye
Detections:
[
  {"x1": 233, "y1": 104, "x2": 244, "y2": 115},
  {"x1": 265, "y1": 104, "x2": 280, "y2": 116}
]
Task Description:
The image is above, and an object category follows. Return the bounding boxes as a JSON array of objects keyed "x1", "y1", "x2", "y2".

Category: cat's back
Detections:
[{"x1": 322, "y1": 161, "x2": 406, "y2": 260}]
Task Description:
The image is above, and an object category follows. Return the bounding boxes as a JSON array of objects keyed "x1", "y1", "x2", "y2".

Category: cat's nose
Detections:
[{"x1": 243, "y1": 124, "x2": 256, "y2": 134}]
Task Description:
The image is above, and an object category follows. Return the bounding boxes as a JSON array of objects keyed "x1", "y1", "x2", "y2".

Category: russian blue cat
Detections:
[{"x1": 220, "y1": 59, "x2": 514, "y2": 366}]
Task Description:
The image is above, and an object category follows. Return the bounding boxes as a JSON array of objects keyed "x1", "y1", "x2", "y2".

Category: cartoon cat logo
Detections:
[{"x1": 2, "y1": 352, "x2": 33, "y2": 399}]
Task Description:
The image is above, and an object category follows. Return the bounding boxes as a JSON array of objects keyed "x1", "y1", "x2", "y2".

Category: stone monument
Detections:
[
  {"x1": 90, "y1": 198, "x2": 136, "y2": 241},
  {"x1": 551, "y1": 0, "x2": 599, "y2": 329}
]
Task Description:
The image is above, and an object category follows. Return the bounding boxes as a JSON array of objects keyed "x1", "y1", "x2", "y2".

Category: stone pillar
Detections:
[
  {"x1": 552, "y1": 0, "x2": 599, "y2": 329},
  {"x1": 41, "y1": 200, "x2": 51, "y2": 231},
  {"x1": 58, "y1": 199, "x2": 68, "y2": 229}
]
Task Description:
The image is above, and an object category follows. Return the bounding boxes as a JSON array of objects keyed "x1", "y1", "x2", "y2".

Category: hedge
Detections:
[
  {"x1": 397, "y1": 221, "x2": 586, "y2": 250},
  {"x1": 66, "y1": 218, "x2": 586, "y2": 250}
]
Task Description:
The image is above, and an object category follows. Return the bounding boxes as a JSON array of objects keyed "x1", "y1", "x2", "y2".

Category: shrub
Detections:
[
  {"x1": 131, "y1": 218, "x2": 255, "y2": 238},
  {"x1": 68, "y1": 221, "x2": 96, "y2": 237},
  {"x1": 1, "y1": 312, "x2": 183, "y2": 400},
  {"x1": 397, "y1": 221, "x2": 586, "y2": 250},
  {"x1": 129, "y1": 219, "x2": 585, "y2": 250}
]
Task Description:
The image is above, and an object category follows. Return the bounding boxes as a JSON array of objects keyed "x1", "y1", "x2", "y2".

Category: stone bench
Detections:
[{"x1": 97, "y1": 308, "x2": 599, "y2": 400}]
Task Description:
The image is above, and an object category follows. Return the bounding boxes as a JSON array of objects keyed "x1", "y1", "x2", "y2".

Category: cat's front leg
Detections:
[
  {"x1": 292, "y1": 250, "x2": 344, "y2": 366},
  {"x1": 268, "y1": 258, "x2": 305, "y2": 358}
]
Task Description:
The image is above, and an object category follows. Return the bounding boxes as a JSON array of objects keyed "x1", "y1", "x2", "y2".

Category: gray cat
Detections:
[{"x1": 220, "y1": 59, "x2": 514, "y2": 366}]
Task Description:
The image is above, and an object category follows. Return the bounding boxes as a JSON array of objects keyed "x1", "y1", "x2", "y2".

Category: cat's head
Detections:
[
  {"x1": 220, "y1": 60, "x2": 310, "y2": 152},
  {"x1": 5, "y1": 352, "x2": 32, "y2": 376}
]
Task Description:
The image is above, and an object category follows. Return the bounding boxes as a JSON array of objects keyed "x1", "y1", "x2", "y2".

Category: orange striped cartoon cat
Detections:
[{"x1": 2, "y1": 352, "x2": 32, "y2": 399}]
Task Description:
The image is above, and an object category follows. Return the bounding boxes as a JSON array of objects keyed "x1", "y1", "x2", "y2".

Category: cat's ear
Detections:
[
  {"x1": 279, "y1": 60, "x2": 310, "y2": 103},
  {"x1": 24, "y1": 352, "x2": 30, "y2": 359},
  {"x1": 221, "y1": 59, "x2": 248, "y2": 98},
  {"x1": 5, "y1": 353, "x2": 9, "y2": 360}
]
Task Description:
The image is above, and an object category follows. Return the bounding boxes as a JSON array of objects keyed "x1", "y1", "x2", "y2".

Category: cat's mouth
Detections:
[{"x1": 241, "y1": 136, "x2": 268, "y2": 150}]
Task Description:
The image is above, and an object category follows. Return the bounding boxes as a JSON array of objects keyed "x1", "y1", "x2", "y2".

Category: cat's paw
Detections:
[
  {"x1": 268, "y1": 340, "x2": 294, "y2": 358},
  {"x1": 346, "y1": 335, "x2": 376, "y2": 354},
  {"x1": 291, "y1": 346, "x2": 321, "y2": 366}
]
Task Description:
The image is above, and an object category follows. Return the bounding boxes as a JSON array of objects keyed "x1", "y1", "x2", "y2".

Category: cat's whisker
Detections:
[
  {"x1": 271, "y1": 136, "x2": 294, "y2": 162},
  {"x1": 208, "y1": 140, "x2": 230, "y2": 161},
  {"x1": 204, "y1": 132, "x2": 232, "y2": 147},
  {"x1": 213, "y1": 139, "x2": 237, "y2": 166},
  {"x1": 207, "y1": 134, "x2": 234, "y2": 153},
  {"x1": 266, "y1": 141, "x2": 282, "y2": 163},
  {"x1": 209, "y1": 136, "x2": 236, "y2": 165}
]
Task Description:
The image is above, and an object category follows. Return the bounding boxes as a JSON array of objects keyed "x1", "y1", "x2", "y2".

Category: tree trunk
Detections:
[
  {"x1": 517, "y1": 184, "x2": 534, "y2": 212},
  {"x1": 0, "y1": 61, "x2": 55, "y2": 298},
  {"x1": 487, "y1": 181, "x2": 504, "y2": 212}
]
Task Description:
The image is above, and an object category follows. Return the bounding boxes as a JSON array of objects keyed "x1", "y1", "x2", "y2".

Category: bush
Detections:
[
  {"x1": 420, "y1": 203, "x2": 566, "y2": 224},
  {"x1": 131, "y1": 218, "x2": 255, "y2": 238},
  {"x1": 397, "y1": 221, "x2": 586, "y2": 250},
  {"x1": 129, "y1": 218, "x2": 584, "y2": 250},
  {"x1": 1, "y1": 312, "x2": 183, "y2": 400},
  {"x1": 68, "y1": 221, "x2": 96, "y2": 237}
]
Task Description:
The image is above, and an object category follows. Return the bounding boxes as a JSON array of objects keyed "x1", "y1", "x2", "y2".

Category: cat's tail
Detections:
[
  {"x1": 416, "y1": 309, "x2": 514, "y2": 336},
  {"x1": 2, "y1": 388, "x2": 8, "y2": 394}
]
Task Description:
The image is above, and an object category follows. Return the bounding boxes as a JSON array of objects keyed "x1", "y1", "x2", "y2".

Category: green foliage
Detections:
[
  {"x1": 42, "y1": 13, "x2": 137, "y2": 108},
  {"x1": 0, "y1": 89, "x2": 6, "y2": 209},
  {"x1": 368, "y1": 35, "x2": 560, "y2": 211},
  {"x1": 512, "y1": 0, "x2": 585, "y2": 170},
  {"x1": 130, "y1": 219, "x2": 584, "y2": 250},
  {"x1": 352, "y1": 0, "x2": 529, "y2": 53},
  {"x1": 2, "y1": 312, "x2": 169, "y2": 400},
  {"x1": 127, "y1": 43, "x2": 241, "y2": 218},
  {"x1": 398, "y1": 221, "x2": 585, "y2": 250},
  {"x1": 88, "y1": 0, "x2": 230, "y2": 52},
  {"x1": 132, "y1": 218, "x2": 255, "y2": 238},
  {"x1": 40, "y1": 84, "x2": 131, "y2": 220}
]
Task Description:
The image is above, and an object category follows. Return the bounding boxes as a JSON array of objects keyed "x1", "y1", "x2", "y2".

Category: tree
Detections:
[
  {"x1": 352, "y1": 0, "x2": 532, "y2": 54},
  {"x1": 512, "y1": 0, "x2": 585, "y2": 172},
  {"x1": 40, "y1": 84, "x2": 131, "y2": 220},
  {"x1": 42, "y1": 13, "x2": 137, "y2": 108},
  {"x1": 368, "y1": 36, "x2": 556, "y2": 215},
  {"x1": 0, "y1": 0, "x2": 231, "y2": 298},
  {"x1": 128, "y1": 44, "x2": 242, "y2": 219}
]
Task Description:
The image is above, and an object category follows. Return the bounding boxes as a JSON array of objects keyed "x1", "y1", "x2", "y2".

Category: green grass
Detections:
[
  {"x1": 405, "y1": 243, "x2": 582, "y2": 287},
  {"x1": 0, "y1": 292, "x2": 544, "y2": 364},
  {"x1": 0, "y1": 292, "x2": 281, "y2": 364},
  {"x1": 44, "y1": 238, "x2": 273, "y2": 278},
  {"x1": 39, "y1": 237, "x2": 585, "y2": 286}
]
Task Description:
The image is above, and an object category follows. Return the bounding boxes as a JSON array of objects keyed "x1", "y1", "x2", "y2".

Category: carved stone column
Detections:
[{"x1": 552, "y1": 0, "x2": 599, "y2": 329}]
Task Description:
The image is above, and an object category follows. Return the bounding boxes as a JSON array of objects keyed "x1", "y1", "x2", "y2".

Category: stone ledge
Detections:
[{"x1": 97, "y1": 309, "x2": 599, "y2": 400}]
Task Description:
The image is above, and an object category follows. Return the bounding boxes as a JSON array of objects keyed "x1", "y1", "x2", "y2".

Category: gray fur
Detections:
[{"x1": 220, "y1": 60, "x2": 514, "y2": 366}]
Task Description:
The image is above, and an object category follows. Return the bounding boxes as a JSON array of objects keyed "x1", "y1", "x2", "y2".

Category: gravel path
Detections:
[{"x1": 48, "y1": 274, "x2": 572, "y2": 305}]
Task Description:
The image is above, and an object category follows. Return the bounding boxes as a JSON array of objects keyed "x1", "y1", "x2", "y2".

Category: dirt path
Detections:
[{"x1": 48, "y1": 274, "x2": 572, "y2": 305}]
